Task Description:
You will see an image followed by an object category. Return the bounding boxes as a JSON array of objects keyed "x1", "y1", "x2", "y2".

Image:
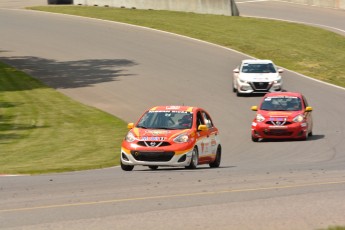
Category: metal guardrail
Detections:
[
  {"x1": 47, "y1": 0, "x2": 345, "y2": 11},
  {"x1": 71, "y1": 0, "x2": 240, "y2": 16}
]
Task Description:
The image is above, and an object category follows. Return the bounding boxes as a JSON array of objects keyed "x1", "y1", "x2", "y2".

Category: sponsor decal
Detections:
[
  {"x1": 269, "y1": 117, "x2": 285, "y2": 121},
  {"x1": 144, "y1": 130, "x2": 170, "y2": 135},
  {"x1": 269, "y1": 126, "x2": 288, "y2": 129},
  {"x1": 266, "y1": 96, "x2": 298, "y2": 100},
  {"x1": 268, "y1": 112, "x2": 291, "y2": 116},
  {"x1": 166, "y1": 106, "x2": 180, "y2": 110},
  {"x1": 148, "y1": 110, "x2": 190, "y2": 114},
  {"x1": 141, "y1": 136, "x2": 166, "y2": 141}
]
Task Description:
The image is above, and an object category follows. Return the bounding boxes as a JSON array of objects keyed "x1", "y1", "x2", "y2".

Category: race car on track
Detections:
[
  {"x1": 233, "y1": 59, "x2": 284, "y2": 96},
  {"x1": 120, "y1": 106, "x2": 222, "y2": 171},
  {"x1": 251, "y1": 92, "x2": 313, "y2": 142}
]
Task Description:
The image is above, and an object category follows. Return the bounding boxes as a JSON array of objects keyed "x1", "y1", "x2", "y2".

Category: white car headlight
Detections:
[
  {"x1": 256, "y1": 114, "x2": 265, "y2": 122},
  {"x1": 125, "y1": 131, "x2": 136, "y2": 142},
  {"x1": 174, "y1": 133, "x2": 189, "y2": 143},
  {"x1": 293, "y1": 114, "x2": 304, "y2": 123},
  {"x1": 239, "y1": 78, "x2": 247, "y2": 83},
  {"x1": 273, "y1": 78, "x2": 282, "y2": 84}
]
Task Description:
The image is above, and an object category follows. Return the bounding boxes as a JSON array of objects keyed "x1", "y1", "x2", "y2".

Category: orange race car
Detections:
[{"x1": 120, "y1": 106, "x2": 222, "y2": 171}]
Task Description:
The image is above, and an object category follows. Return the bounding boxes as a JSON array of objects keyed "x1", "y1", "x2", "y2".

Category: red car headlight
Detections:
[
  {"x1": 256, "y1": 114, "x2": 265, "y2": 122},
  {"x1": 293, "y1": 114, "x2": 304, "y2": 123}
]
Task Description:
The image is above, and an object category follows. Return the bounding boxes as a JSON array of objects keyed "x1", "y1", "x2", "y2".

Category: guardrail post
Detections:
[{"x1": 230, "y1": 0, "x2": 240, "y2": 16}]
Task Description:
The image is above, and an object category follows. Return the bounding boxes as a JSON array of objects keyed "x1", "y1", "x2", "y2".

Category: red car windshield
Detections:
[{"x1": 260, "y1": 96, "x2": 302, "y2": 111}]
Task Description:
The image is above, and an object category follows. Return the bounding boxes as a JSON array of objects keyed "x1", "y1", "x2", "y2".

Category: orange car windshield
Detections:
[{"x1": 137, "y1": 111, "x2": 193, "y2": 130}]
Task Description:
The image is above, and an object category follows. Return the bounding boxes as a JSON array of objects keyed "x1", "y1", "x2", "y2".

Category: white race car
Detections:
[{"x1": 233, "y1": 59, "x2": 283, "y2": 96}]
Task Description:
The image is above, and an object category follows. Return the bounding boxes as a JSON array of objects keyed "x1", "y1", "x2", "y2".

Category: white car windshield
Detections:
[
  {"x1": 241, "y1": 63, "x2": 276, "y2": 73},
  {"x1": 137, "y1": 111, "x2": 193, "y2": 130},
  {"x1": 260, "y1": 97, "x2": 302, "y2": 111}
]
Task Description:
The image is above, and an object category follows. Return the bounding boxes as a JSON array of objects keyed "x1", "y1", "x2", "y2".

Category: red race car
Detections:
[
  {"x1": 120, "y1": 106, "x2": 222, "y2": 171},
  {"x1": 251, "y1": 92, "x2": 313, "y2": 142}
]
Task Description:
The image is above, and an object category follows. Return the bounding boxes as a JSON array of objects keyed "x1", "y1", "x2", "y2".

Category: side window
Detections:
[
  {"x1": 196, "y1": 112, "x2": 204, "y2": 128},
  {"x1": 202, "y1": 112, "x2": 213, "y2": 128},
  {"x1": 302, "y1": 96, "x2": 309, "y2": 108}
]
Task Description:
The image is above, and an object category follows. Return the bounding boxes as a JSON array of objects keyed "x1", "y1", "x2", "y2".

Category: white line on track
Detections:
[{"x1": 0, "y1": 174, "x2": 25, "y2": 177}]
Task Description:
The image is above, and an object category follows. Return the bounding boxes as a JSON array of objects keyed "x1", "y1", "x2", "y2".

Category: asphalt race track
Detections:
[
  {"x1": 1, "y1": 1, "x2": 345, "y2": 229},
  {"x1": 236, "y1": 0, "x2": 345, "y2": 36}
]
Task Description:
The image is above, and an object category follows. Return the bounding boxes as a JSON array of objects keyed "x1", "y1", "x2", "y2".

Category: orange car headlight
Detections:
[
  {"x1": 125, "y1": 131, "x2": 136, "y2": 142},
  {"x1": 174, "y1": 133, "x2": 189, "y2": 143}
]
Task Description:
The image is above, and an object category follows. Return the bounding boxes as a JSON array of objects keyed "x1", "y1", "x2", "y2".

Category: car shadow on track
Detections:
[
  {"x1": 235, "y1": 89, "x2": 288, "y2": 98},
  {"x1": 258, "y1": 134, "x2": 325, "y2": 142},
  {"x1": 134, "y1": 165, "x2": 236, "y2": 172}
]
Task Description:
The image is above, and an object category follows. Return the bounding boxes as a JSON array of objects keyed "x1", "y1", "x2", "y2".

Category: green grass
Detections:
[
  {"x1": 0, "y1": 62, "x2": 128, "y2": 174},
  {"x1": 321, "y1": 227, "x2": 345, "y2": 230},
  {"x1": 28, "y1": 6, "x2": 345, "y2": 87}
]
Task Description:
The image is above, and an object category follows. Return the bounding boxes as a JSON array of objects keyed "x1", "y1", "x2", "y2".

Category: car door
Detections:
[
  {"x1": 202, "y1": 111, "x2": 218, "y2": 156},
  {"x1": 302, "y1": 96, "x2": 313, "y2": 133},
  {"x1": 195, "y1": 111, "x2": 209, "y2": 159},
  {"x1": 195, "y1": 111, "x2": 216, "y2": 163}
]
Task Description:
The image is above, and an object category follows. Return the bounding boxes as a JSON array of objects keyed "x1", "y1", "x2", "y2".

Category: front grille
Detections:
[
  {"x1": 265, "y1": 121, "x2": 292, "y2": 126},
  {"x1": 137, "y1": 141, "x2": 171, "y2": 147},
  {"x1": 131, "y1": 151, "x2": 175, "y2": 162},
  {"x1": 251, "y1": 82, "x2": 270, "y2": 90},
  {"x1": 264, "y1": 130, "x2": 293, "y2": 136}
]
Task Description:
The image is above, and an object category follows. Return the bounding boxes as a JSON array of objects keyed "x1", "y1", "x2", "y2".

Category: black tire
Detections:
[
  {"x1": 185, "y1": 147, "x2": 198, "y2": 169},
  {"x1": 232, "y1": 80, "x2": 237, "y2": 93},
  {"x1": 252, "y1": 135, "x2": 259, "y2": 142},
  {"x1": 121, "y1": 161, "x2": 134, "y2": 171},
  {"x1": 148, "y1": 166, "x2": 158, "y2": 170},
  {"x1": 209, "y1": 146, "x2": 221, "y2": 168},
  {"x1": 236, "y1": 89, "x2": 242, "y2": 97}
]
